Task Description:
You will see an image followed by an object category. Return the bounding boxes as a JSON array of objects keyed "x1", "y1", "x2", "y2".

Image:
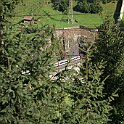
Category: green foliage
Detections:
[
  {"x1": 0, "y1": 0, "x2": 21, "y2": 59},
  {"x1": 0, "y1": 22, "x2": 114, "y2": 123},
  {"x1": 94, "y1": 18, "x2": 124, "y2": 124},
  {"x1": 95, "y1": 19, "x2": 124, "y2": 91},
  {"x1": 74, "y1": 0, "x2": 103, "y2": 14},
  {"x1": 44, "y1": 42, "x2": 113, "y2": 124},
  {"x1": 90, "y1": 2, "x2": 103, "y2": 13},
  {"x1": 11, "y1": 0, "x2": 116, "y2": 28},
  {"x1": 102, "y1": 0, "x2": 117, "y2": 4},
  {"x1": 51, "y1": 0, "x2": 69, "y2": 13},
  {"x1": 0, "y1": 1, "x2": 118, "y2": 123},
  {"x1": 75, "y1": 0, "x2": 90, "y2": 13},
  {"x1": 0, "y1": 24, "x2": 59, "y2": 124},
  {"x1": 0, "y1": 0, "x2": 21, "y2": 29},
  {"x1": 77, "y1": 0, "x2": 116, "y2": 4}
]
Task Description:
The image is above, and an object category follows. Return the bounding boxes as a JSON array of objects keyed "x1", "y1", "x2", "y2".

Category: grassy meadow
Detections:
[{"x1": 12, "y1": 0, "x2": 117, "y2": 28}]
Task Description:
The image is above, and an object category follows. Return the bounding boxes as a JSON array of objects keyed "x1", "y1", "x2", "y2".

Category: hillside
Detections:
[{"x1": 12, "y1": 0, "x2": 117, "y2": 28}]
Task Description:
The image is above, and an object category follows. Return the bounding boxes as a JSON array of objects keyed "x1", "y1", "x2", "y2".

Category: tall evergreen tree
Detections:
[
  {"x1": 0, "y1": 0, "x2": 21, "y2": 66},
  {"x1": 94, "y1": 18, "x2": 124, "y2": 123},
  {"x1": 0, "y1": 24, "x2": 60, "y2": 123},
  {"x1": 0, "y1": 0, "x2": 20, "y2": 30}
]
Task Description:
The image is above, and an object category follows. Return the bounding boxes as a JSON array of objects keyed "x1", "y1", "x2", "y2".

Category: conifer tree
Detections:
[
  {"x1": 94, "y1": 18, "x2": 124, "y2": 123},
  {"x1": 0, "y1": 24, "x2": 59, "y2": 123},
  {"x1": 0, "y1": 0, "x2": 21, "y2": 65},
  {"x1": 0, "y1": 0, "x2": 20, "y2": 31}
]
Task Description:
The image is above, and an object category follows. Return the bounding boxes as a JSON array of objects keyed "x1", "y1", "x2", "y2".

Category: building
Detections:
[{"x1": 23, "y1": 16, "x2": 34, "y2": 25}]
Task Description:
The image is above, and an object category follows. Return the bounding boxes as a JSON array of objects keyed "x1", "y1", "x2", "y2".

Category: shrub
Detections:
[
  {"x1": 74, "y1": 0, "x2": 103, "y2": 14},
  {"x1": 90, "y1": 2, "x2": 103, "y2": 13}
]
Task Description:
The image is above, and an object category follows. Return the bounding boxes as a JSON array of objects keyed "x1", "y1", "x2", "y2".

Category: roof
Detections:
[{"x1": 24, "y1": 16, "x2": 33, "y2": 21}]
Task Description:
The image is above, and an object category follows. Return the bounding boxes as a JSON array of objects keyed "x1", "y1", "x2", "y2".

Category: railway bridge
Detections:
[
  {"x1": 50, "y1": 55, "x2": 84, "y2": 80},
  {"x1": 55, "y1": 27, "x2": 97, "y2": 58}
]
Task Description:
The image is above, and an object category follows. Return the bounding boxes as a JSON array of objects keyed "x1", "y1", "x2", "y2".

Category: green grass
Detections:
[
  {"x1": 12, "y1": 0, "x2": 117, "y2": 28},
  {"x1": 102, "y1": 2, "x2": 117, "y2": 15}
]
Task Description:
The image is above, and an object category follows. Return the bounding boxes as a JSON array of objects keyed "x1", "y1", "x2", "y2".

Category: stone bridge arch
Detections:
[{"x1": 55, "y1": 28, "x2": 97, "y2": 58}]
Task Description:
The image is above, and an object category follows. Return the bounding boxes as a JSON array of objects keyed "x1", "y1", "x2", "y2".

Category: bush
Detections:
[
  {"x1": 78, "y1": 1, "x2": 90, "y2": 13},
  {"x1": 51, "y1": 0, "x2": 69, "y2": 13},
  {"x1": 74, "y1": 0, "x2": 103, "y2": 14},
  {"x1": 90, "y1": 2, "x2": 103, "y2": 13}
]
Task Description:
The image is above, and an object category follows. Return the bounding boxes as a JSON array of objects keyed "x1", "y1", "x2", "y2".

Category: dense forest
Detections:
[{"x1": 0, "y1": 0, "x2": 124, "y2": 124}]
